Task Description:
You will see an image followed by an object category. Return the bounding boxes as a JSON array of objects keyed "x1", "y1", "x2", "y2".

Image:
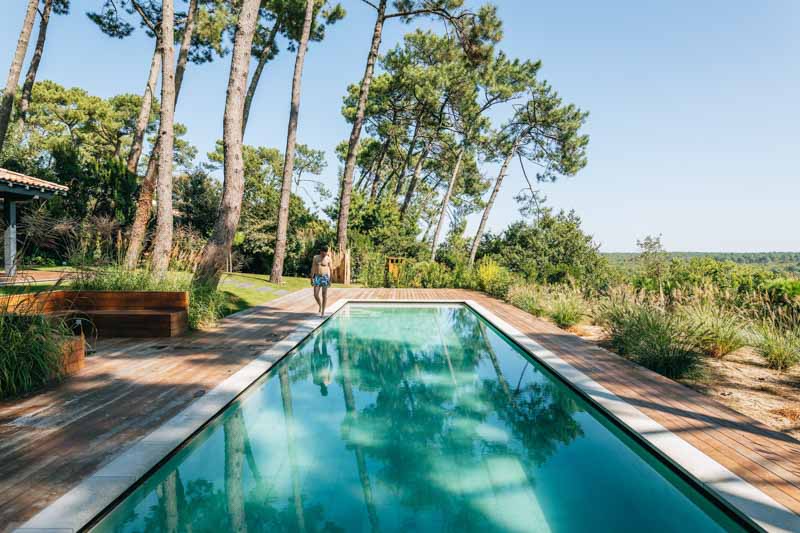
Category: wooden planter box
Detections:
[{"x1": 1, "y1": 290, "x2": 189, "y2": 338}]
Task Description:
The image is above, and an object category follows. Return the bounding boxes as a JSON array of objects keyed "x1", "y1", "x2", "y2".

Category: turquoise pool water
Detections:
[{"x1": 93, "y1": 304, "x2": 747, "y2": 532}]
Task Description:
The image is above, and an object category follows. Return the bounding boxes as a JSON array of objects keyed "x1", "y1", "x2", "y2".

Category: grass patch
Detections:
[
  {"x1": 680, "y1": 301, "x2": 746, "y2": 358},
  {"x1": 507, "y1": 284, "x2": 589, "y2": 329},
  {"x1": 0, "y1": 283, "x2": 57, "y2": 295},
  {"x1": 218, "y1": 273, "x2": 311, "y2": 315},
  {"x1": 598, "y1": 294, "x2": 706, "y2": 379},
  {"x1": 546, "y1": 288, "x2": 588, "y2": 329},
  {"x1": 507, "y1": 285, "x2": 548, "y2": 317},
  {"x1": 753, "y1": 319, "x2": 800, "y2": 371}
]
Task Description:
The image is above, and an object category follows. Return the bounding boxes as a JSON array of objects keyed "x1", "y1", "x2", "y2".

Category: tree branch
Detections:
[{"x1": 130, "y1": 0, "x2": 157, "y2": 33}]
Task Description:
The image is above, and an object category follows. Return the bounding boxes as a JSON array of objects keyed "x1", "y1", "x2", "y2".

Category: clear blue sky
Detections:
[{"x1": 2, "y1": 0, "x2": 798, "y2": 252}]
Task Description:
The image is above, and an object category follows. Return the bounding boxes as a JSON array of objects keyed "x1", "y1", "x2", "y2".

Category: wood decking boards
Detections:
[{"x1": 1, "y1": 288, "x2": 799, "y2": 530}]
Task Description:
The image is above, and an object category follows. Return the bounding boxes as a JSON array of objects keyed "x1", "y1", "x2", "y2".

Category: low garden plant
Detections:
[
  {"x1": 598, "y1": 291, "x2": 706, "y2": 379},
  {"x1": 546, "y1": 287, "x2": 588, "y2": 329},
  {"x1": 0, "y1": 311, "x2": 71, "y2": 399},
  {"x1": 751, "y1": 311, "x2": 800, "y2": 371},
  {"x1": 680, "y1": 301, "x2": 745, "y2": 358}
]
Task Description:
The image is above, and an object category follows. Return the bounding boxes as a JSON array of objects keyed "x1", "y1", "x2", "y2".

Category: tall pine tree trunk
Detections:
[
  {"x1": 224, "y1": 410, "x2": 249, "y2": 533},
  {"x1": 430, "y1": 146, "x2": 464, "y2": 260},
  {"x1": 399, "y1": 142, "x2": 430, "y2": 216},
  {"x1": 270, "y1": 0, "x2": 315, "y2": 283},
  {"x1": 279, "y1": 365, "x2": 306, "y2": 533},
  {"x1": 242, "y1": 17, "x2": 281, "y2": 135},
  {"x1": 193, "y1": 0, "x2": 261, "y2": 288},
  {"x1": 338, "y1": 319, "x2": 380, "y2": 532},
  {"x1": 0, "y1": 0, "x2": 38, "y2": 152},
  {"x1": 16, "y1": 0, "x2": 53, "y2": 131},
  {"x1": 150, "y1": 0, "x2": 177, "y2": 276},
  {"x1": 336, "y1": 0, "x2": 387, "y2": 252},
  {"x1": 126, "y1": 39, "x2": 161, "y2": 174},
  {"x1": 124, "y1": 0, "x2": 197, "y2": 269},
  {"x1": 394, "y1": 116, "x2": 421, "y2": 196},
  {"x1": 468, "y1": 136, "x2": 520, "y2": 265}
]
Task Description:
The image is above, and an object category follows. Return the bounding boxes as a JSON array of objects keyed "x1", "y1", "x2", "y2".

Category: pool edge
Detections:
[
  {"x1": 463, "y1": 298, "x2": 799, "y2": 533},
  {"x1": 15, "y1": 297, "x2": 799, "y2": 533},
  {"x1": 15, "y1": 296, "x2": 351, "y2": 533}
]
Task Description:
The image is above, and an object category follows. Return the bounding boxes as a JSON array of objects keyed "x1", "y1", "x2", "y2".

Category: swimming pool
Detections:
[{"x1": 91, "y1": 303, "x2": 749, "y2": 532}]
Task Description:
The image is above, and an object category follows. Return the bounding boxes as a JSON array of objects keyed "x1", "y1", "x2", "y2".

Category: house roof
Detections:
[{"x1": 0, "y1": 167, "x2": 69, "y2": 195}]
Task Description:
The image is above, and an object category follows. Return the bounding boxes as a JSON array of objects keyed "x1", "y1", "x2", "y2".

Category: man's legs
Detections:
[
  {"x1": 320, "y1": 286, "x2": 328, "y2": 316},
  {"x1": 313, "y1": 285, "x2": 321, "y2": 313}
]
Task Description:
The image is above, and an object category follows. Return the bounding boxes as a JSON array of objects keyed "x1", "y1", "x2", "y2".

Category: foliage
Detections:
[
  {"x1": 598, "y1": 291, "x2": 706, "y2": 379},
  {"x1": 507, "y1": 284, "x2": 548, "y2": 317},
  {"x1": 174, "y1": 169, "x2": 222, "y2": 237},
  {"x1": 680, "y1": 301, "x2": 745, "y2": 358},
  {"x1": 479, "y1": 210, "x2": 609, "y2": 288},
  {"x1": 475, "y1": 258, "x2": 515, "y2": 299},
  {"x1": 606, "y1": 251, "x2": 800, "y2": 276},
  {"x1": 507, "y1": 283, "x2": 588, "y2": 327},
  {"x1": 187, "y1": 282, "x2": 229, "y2": 330},
  {"x1": 328, "y1": 192, "x2": 426, "y2": 259},
  {"x1": 0, "y1": 312, "x2": 71, "y2": 399},
  {"x1": 751, "y1": 310, "x2": 800, "y2": 371},
  {"x1": 391, "y1": 260, "x2": 454, "y2": 288},
  {"x1": 545, "y1": 287, "x2": 587, "y2": 329}
]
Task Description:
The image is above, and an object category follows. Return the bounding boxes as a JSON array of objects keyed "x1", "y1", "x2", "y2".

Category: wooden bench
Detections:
[{"x1": 1, "y1": 290, "x2": 189, "y2": 338}]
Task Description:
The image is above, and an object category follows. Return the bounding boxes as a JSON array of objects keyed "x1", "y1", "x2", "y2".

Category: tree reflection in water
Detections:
[{"x1": 95, "y1": 305, "x2": 735, "y2": 533}]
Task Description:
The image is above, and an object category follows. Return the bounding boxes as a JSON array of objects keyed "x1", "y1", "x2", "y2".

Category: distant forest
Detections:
[{"x1": 604, "y1": 252, "x2": 800, "y2": 275}]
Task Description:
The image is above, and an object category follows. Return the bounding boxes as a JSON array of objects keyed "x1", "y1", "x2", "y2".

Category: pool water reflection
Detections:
[{"x1": 93, "y1": 304, "x2": 745, "y2": 532}]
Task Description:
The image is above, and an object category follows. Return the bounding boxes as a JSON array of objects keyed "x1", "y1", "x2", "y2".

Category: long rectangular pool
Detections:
[{"x1": 92, "y1": 303, "x2": 749, "y2": 532}]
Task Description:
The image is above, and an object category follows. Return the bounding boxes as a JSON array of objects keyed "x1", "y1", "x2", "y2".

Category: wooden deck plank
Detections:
[{"x1": 1, "y1": 288, "x2": 799, "y2": 531}]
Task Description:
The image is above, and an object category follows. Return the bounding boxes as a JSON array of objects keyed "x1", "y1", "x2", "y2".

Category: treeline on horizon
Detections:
[{"x1": 605, "y1": 252, "x2": 800, "y2": 274}]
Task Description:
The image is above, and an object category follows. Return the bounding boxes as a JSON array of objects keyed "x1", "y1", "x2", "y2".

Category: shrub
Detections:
[
  {"x1": 393, "y1": 261, "x2": 454, "y2": 288},
  {"x1": 752, "y1": 318, "x2": 800, "y2": 371},
  {"x1": 546, "y1": 287, "x2": 588, "y2": 329},
  {"x1": 355, "y1": 252, "x2": 386, "y2": 288},
  {"x1": 477, "y1": 259, "x2": 515, "y2": 299},
  {"x1": 451, "y1": 262, "x2": 478, "y2": 289},
  {"x1": 680, "y1": 301, "x2": 745, "y2": 358},
  {"x1": 0, "y1": 314, "x2": 70, "y2": 399},
  {"x1": 188, "y1": 283, "x2": 228, "y2": 330},
  {"x1": 507, "y1": 285, "x2": 548, "y2": 317},
  {"x1": 598, "y1": 293, "x2": 705, "y2": 379}
]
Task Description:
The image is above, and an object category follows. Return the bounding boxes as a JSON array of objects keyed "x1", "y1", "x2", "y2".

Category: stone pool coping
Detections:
[{"x1": 16, "y1": 298, "x2": 799, "y2": 532}]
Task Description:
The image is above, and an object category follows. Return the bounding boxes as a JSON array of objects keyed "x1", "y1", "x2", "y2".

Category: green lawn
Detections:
[
  {"x1": 218, "y1": 273, "x2": 356, "y2": 316},
  {"x1": 218, "y1": 273, "x2": 312, "y2": 315},
  {"x1": 0, "y1": 283, "x2": 58, "y2": 295}
]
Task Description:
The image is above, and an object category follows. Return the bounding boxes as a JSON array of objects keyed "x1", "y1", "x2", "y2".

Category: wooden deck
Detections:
[{"x1": 2, "y1": 288, "x2": 800, "y2": 530}]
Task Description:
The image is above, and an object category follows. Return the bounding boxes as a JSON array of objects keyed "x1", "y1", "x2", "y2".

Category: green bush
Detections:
[
  {"x1": 680, "y1": 301, "x2": 745, "y2": 358},
  {"x1": 0, "y1": 314, "x2": 70, "y2": 399},
  {"x1": 546, "y1": 288, "x2": 587, "y2": 329},
  {"x1": 355, "y1": 252, "x2": 386, "y2": 288},
  {"x1": 188, "y1": 283, "x2": 228, "y2": 330},
  {"x1": 598, "y1": 294, "x2": 705, "y2": 379},
  {"x1": 764, "y1": 278, "x2": 800, "y2": 307},
  {"x1": 752, "y1": 319, "x2": 800, "y2": 371},
  {"x1": 507, "y1": 285, "x2": 548, "y2": 317},
  {"x1": 507, "y1": 284, "x2": 588, "y2": 328},
  {"x1": 476, "y1": 259, "x2": 515, "y2": 299},
  {"x1": 393, "y1": 261, "x2": 454, "y2": 288}
]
